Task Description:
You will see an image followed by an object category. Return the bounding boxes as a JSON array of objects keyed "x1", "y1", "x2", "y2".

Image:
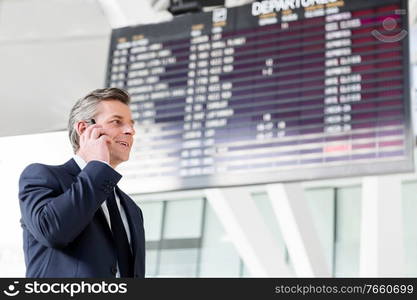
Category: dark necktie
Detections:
[{"x1": 106, "y1": 190, "x2": 133, "y2": 277}]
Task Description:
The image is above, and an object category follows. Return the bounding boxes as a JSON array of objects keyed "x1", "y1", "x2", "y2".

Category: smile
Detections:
[{"x1": 116, "y1": 141, "x2": 130, "y2": 148}]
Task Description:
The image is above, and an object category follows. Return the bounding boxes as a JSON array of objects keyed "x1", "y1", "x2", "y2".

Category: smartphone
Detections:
[{"x1": 87, "y1": 119, "x2": 105, "y2": 138}]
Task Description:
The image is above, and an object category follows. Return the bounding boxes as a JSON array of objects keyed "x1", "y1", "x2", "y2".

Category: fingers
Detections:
[
  {"x1": 76, "y1": 121, "x2": 112, "y2": 164},
  {"x1": 83, "y1": 123, "x2": 99, "y2": 139},
  {"x1": 82, "y1": 124, "x2": 108, "y2": 140},
  {"x1": 91, "y1": 128, "x2": 106, "y2": 140},
  {"x1": 99, "y1": 134, "x2": 112, "y2": 145}
]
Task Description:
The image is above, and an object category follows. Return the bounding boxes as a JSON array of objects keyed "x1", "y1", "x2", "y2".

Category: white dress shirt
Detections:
[{"x1": 73, "y1": 155, "x2": 132, "y2": 277}]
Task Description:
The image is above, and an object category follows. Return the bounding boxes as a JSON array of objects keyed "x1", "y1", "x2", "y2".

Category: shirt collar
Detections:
[{"x1": 73, "y1": 155, "x2": 87, "y2": 170}]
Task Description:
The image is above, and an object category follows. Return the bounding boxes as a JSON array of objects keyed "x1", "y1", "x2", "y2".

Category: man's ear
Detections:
[{"x1": 75, "y1": 121, "x2": 88, "y2": 136}]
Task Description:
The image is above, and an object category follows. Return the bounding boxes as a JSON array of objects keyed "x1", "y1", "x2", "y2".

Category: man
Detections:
[{"x1": 18, "y1": 88, "x2": 145, "y2": 278}]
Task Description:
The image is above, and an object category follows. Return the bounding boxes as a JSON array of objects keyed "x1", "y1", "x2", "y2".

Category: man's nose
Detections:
[{"x1": 123, "y1": 123, "x2": 135, "y2": 135}]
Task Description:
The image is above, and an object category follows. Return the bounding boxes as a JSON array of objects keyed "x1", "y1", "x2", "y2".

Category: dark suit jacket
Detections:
[{"x1": 18, "y1": 158, "x2": 145, "y2": 278}]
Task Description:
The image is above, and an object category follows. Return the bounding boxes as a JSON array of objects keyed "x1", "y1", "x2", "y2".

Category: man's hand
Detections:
[{"x1": 77, "y1": 123, "x2": 112, "y2": 164}]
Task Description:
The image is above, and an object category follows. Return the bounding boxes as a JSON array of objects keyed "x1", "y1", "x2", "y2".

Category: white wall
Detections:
[
  {"x1": 0, "y1": 0, "x2": 111, "y2": 137},
  {"x1": 0, "y1": 131, "x2": 72, "y2": 276}
]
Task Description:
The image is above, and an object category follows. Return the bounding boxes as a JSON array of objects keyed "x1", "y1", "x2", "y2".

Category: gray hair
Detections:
[{"x1": 68, "y1": 87, "x2": 131, "y2": 153}]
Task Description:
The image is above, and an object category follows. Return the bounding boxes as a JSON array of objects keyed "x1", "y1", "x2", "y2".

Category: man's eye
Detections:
[{"x1": 111, "y1": 120, "x2": 121, "y2": 124}]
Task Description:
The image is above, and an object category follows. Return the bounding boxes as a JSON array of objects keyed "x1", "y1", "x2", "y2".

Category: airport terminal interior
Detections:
[{"x1": 0, "y1": 0, "x2": 417, "y2": 277}]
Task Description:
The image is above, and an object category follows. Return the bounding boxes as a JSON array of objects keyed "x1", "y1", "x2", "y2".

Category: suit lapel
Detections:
[
  {"x1": 115, "y1": 187, "x2": 141, "y2": 266},
  {"x1": 95, "y1": 207, "x2": 116, "y2": 246}
]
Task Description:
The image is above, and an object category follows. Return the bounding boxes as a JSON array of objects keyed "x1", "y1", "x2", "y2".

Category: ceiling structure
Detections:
[{"x1": 0, "y1": 0, "x2": 415, "y2": 137}]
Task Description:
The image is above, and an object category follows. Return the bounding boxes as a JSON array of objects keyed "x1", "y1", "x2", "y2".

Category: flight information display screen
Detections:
[{"x1": 106, "y1": 0, "x2": 413, "y2": 193}]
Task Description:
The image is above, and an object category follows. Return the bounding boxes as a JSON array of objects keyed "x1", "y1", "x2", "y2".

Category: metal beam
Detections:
[
  {"x1": 359, "y1": 176, "x2": 405, "y2": 277},
  {"x1": 204, "y1": 187, "x2": 291, "y2": 277},
  {"x1": 266, "y1": 183, "x2": 331, "y2": 277}
]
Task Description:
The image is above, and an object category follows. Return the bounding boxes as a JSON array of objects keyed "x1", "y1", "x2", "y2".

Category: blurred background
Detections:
[{"x1": 0, "y1": 0, "x2": 416, "y2": 277}]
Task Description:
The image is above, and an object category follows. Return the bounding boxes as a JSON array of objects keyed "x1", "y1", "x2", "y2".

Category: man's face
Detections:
[{"x1": 93, "y1": 100, "x2": 135, "y2": 167}]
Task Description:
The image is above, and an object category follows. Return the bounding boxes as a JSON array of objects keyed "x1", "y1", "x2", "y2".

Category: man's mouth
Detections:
[{"x1": 115, "y1": 141, "x2": 130, "y2": 148}]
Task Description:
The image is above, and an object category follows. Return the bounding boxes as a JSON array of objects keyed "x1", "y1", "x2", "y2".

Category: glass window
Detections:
[
  {"x1": 145, "y1": 249, "x2": 158, "y2": 277},
  {"x1": 158, "y1": 248, "x2": 199, "y2": 277},
  {"x1": 305, "y1": 186, "x2": 361, "y2": 277},
  {"x1": 402, "y1": 181, "x2": 417, "y2": 276},
  {"x1": 138, "y1": 201, "x2": 163, "y2": 241},
  {"x1": 305, "y1": 188, "x2": 335, "y2": 274},
  {"x1": 155, "y1": 198, "x2": 205, "y2": 277},
  {"x1": 132, "y1": 200, "x2": 164, "y2": 277},
  {"x1": 252, "y1": 192, "x2": 295, "y2": 276},
  {"x1": 334, "y1": 186, "x2": 361, "y2": 277},
  {"x1": 199, "y1": 201, "x2": 241, "y2": 277},
  {"x1": 240, "y1": 260, "x2": 252, "y2": 277},
  {"x1": 163, "y1": 198, "x2": 204, "y2": 239}
]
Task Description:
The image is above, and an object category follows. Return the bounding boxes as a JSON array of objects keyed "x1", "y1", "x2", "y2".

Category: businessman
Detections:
[{"x1": 18, "y1": 88, "x2": 145, "y2": 277}]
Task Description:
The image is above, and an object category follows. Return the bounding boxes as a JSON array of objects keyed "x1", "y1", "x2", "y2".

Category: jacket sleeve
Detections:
[{"x1": 18, "y1": 161, "x2": 122, "y2": 249}]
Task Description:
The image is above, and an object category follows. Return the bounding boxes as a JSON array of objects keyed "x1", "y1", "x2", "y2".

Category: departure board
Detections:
[{"x1": 106, "y1": 0, "x2": 413, "y2": 194}]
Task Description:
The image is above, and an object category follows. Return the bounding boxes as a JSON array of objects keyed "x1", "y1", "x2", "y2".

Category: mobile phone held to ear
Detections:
[
  {"x1": 84, "y1": 119, "x2": 95, "y2": 126},
  {"x1": 87, "y1": 119, "x2": 106, "y2": 138}
]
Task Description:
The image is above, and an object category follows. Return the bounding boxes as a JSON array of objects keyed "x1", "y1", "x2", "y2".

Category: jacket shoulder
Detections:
[
  {"x1": 20, "y1": 162, "x2": 65, "y2": 178},
  {"x1": 18, "y1": 162, "x2": 72, "y2": 191}
]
